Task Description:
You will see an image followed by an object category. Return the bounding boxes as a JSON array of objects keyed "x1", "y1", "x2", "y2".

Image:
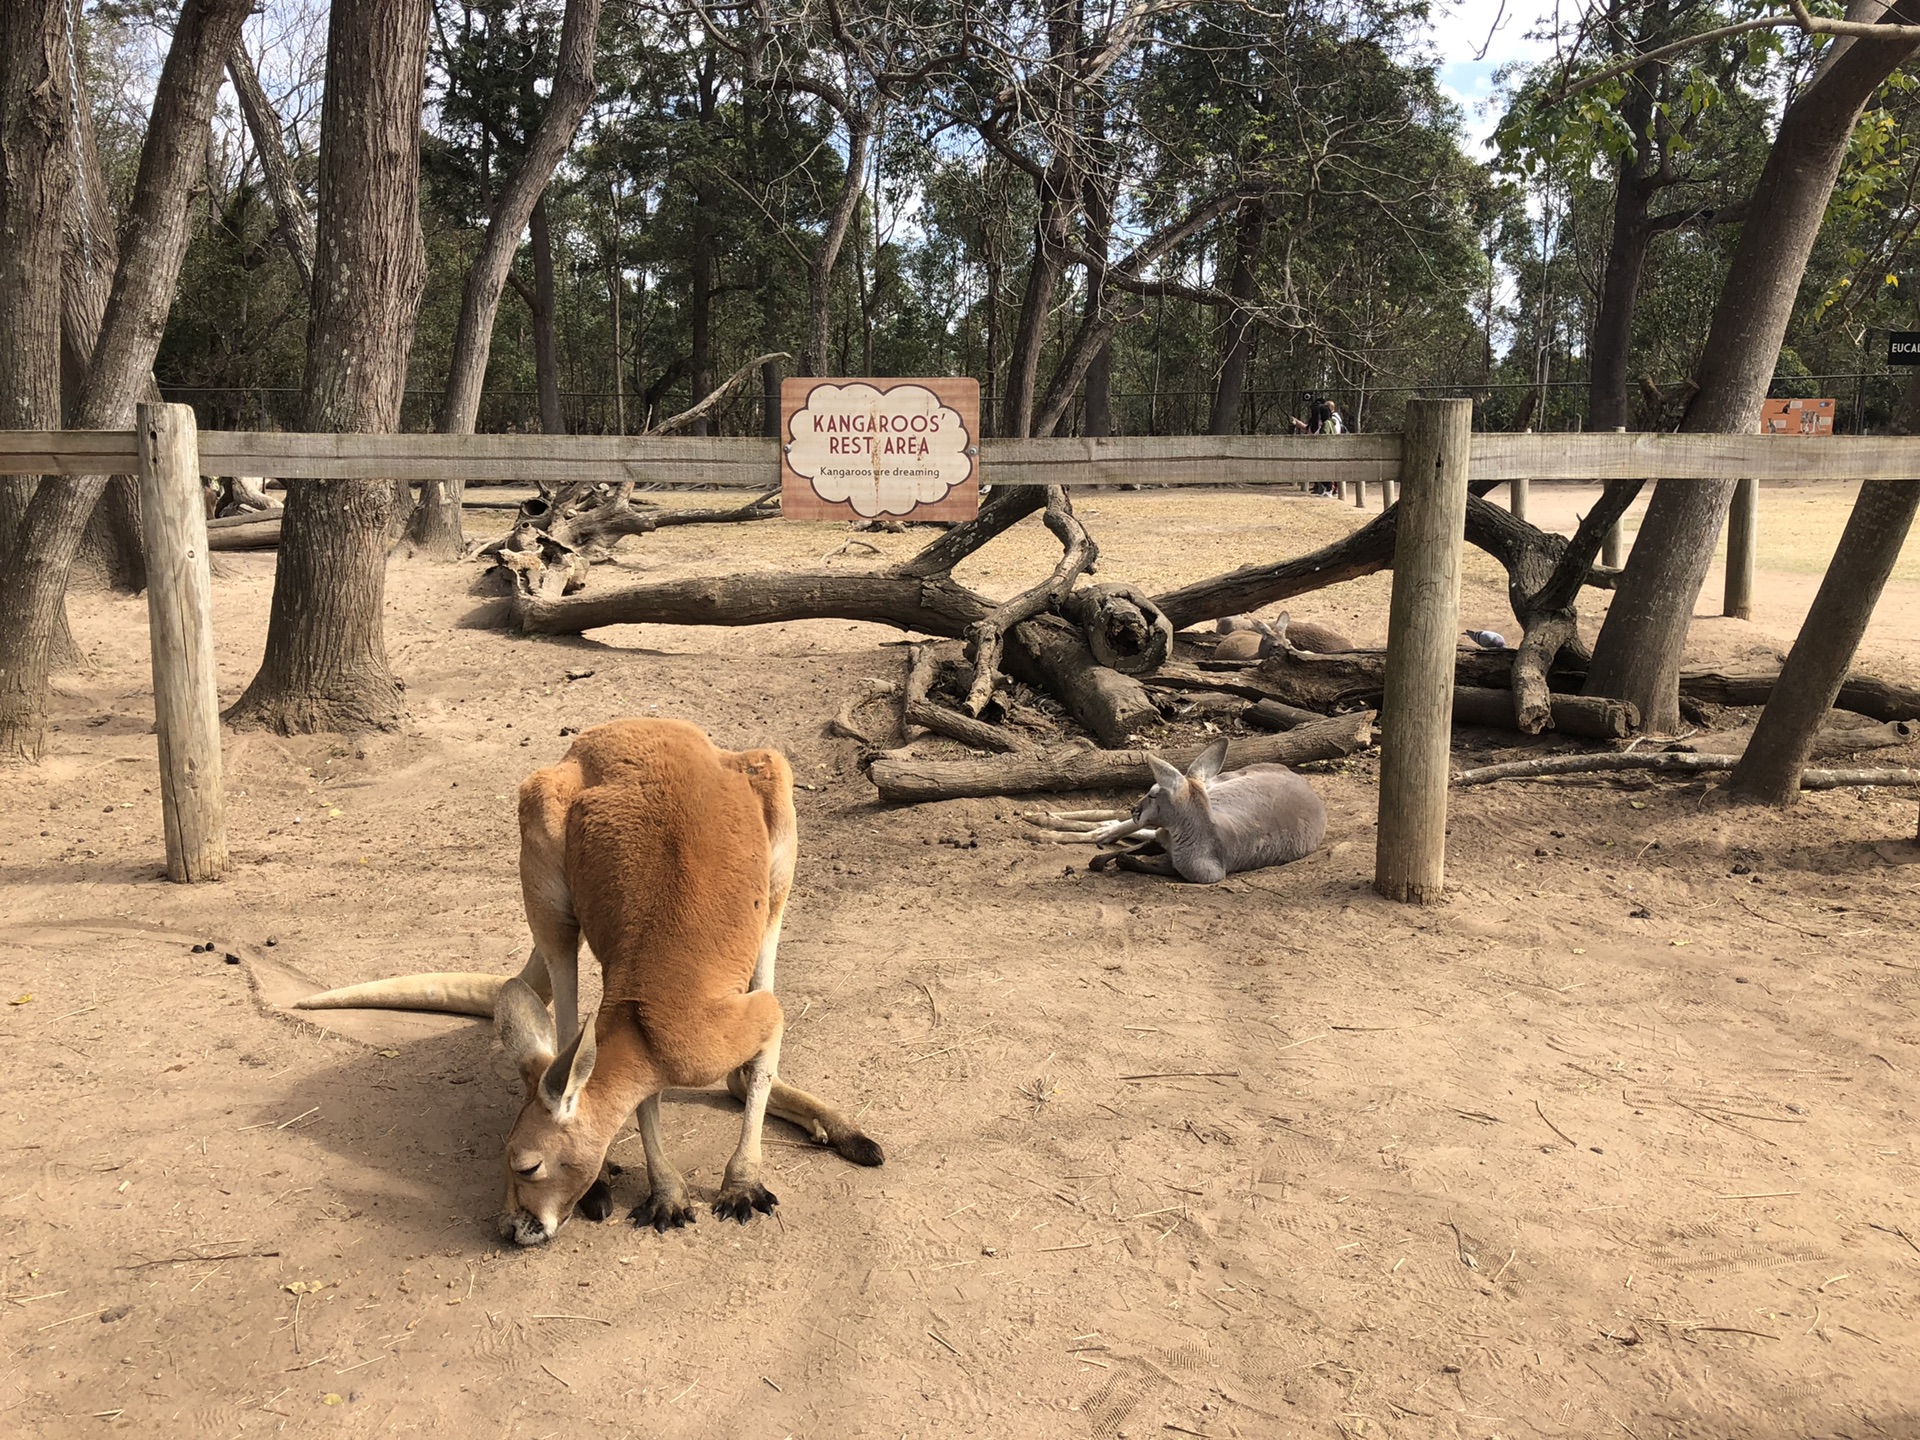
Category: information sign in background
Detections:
[
  {"x1": 1758, "y1": 398, "x2": 1835, "y2": 436},
  {"x1": 780, "y1": 377, "x2": 979, "y2": 522}
]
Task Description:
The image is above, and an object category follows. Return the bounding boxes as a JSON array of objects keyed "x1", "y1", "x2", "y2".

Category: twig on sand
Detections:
[{"x1": 1533, "y1": 1100, "x2": 1578, "y2": 1148}]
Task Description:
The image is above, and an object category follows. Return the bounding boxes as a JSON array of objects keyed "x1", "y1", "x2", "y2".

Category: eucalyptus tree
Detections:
[
  {"x1": 0, "y1": 0, "x2": 255, "y2": 763},
  {"x1": 1582, "y1": 4, "x2": 1920, "y2": 730},
  {"x1": 227, "y1": 0, "x2": 434, "y2": 734}
]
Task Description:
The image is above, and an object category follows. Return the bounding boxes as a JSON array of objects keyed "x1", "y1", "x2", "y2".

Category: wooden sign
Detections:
[
  {"x1": 780, "y1": 377, "x2": 979, "y2": 522},
  {"x1": 1758, "y1": 398, "x2": 1835, "y2": 435}
]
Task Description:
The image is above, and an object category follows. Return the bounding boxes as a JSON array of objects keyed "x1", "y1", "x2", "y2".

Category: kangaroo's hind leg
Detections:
[{"x1": 517, "y1": 765, "x2": 583, "y2": 1045}]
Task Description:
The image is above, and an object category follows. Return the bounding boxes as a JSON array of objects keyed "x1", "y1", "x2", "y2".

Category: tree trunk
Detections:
[
  {"x1": 1729, "y1": 375, "x2": 1920, "y2": 801},
  {"x1": 416, "y1": 0, "x2": 600, "y2": 557},
  {"x1": 1584, "y1": 7, "x2": 1920, "y2": 730},
  {"x1": 530, "y1": 194, "x2": 566, "y2": 434},
  {"x1": 1080, "y1": 116, "x2": 1115, "y2": 438},
  {"x1": 228, "y1": 0, "x2": 430, "y2": 735},
  {"x1": 1002, "y1": 179, "x2": 1071, "y2": 438},
  {"x1": 982, "y1": 224, "x2": 1002, "y2": 439},
  {"x1": 805, "y1": 115, "x2": 872, "y2": 379},
  {"x1": 228, "y1": 43, "x2": 315, "y2": 292},
  {"x1": 0, "y1": 0, "x2": 81, "y2": 700},
  {"x1": 760, "y1": 263, "x2": 782, "y2": 437},
  {"x1": 0, "y1": 0, "x2": 251, "y2": 762},
  {"x1": 1209, "y1": 198, "x2": 1265, "y2": 435},
  {"x1": 63, "y1": 39, "x2": 148, "y2": 595},
  {"x1": 1587, "y1": 190, "x2": 1653, "y2": 432}
]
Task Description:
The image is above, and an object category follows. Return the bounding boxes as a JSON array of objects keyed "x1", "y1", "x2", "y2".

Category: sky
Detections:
[{"x1": 1429, "y1": 0, "x2": 1559, "y2": 152}]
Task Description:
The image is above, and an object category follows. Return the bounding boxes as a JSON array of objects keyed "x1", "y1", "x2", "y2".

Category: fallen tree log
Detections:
[
  {"x1": 1170, "y1": 648, "x2": 1522, "y2": 712},
  {"x1": 1243, "y1": 698, "x2": 1326, "y2": 731},
  {"x1": 512, "y1": 570, "x2": 991, "y2": 638},
  {"x1": 901, "y1": 643, "x2": 1036, "y2": 753},
  {"x1": 959, "y1": 487, "x2": 1094, "y2": 715},
  {"x1": 206, "y1": 511, "x2": 282, "y2": 550},
  {"x1": 1452, "y1": 686, "x2": 1638, "y2": 739},
  {"x1": 1679, "y1": 667, "x2": 1920, "y2": 724},
  {"x1": 1454, "y1": 752, "x2": 1920, "y2": 788},
  {"x1": 1005, "y1": 614, "x2": 1162, "y2": 747},
  {"x1": 869, "y1": 710, "x2": 1375, "y2": 804},
  {"x1": 1059, "y1": 583, "x2": 1174, "y2": 675}
]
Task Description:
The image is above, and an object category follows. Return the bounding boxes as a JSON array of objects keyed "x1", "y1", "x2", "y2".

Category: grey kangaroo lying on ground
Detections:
[{"x1": 1029, "y1": 739, "x2": 1328, "y2": 883}]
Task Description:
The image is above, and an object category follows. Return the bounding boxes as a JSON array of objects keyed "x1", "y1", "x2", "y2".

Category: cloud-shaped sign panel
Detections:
[{"x1": 786, "y1": 382, "x2": 973, "y2": 518}]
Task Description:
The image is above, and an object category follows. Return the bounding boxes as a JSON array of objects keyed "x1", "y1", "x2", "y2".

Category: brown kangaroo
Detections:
[
  {"x1": 294, "y1": 718, "x2": 882, "y2": 1245},
  {"x1": 1213, "y1": 611, "x2": 1355, "y2": 660}
]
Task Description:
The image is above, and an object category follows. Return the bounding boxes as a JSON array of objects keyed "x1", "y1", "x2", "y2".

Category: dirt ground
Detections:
[{"x1": 3, "y1": 480, "x2": 1918, "y2": 1440}]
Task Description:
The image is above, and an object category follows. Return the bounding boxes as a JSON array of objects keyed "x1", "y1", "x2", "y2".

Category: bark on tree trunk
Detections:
[
  {"x1": 530, "y1": 194, "x2": 566, "y2": 435},
  {"x1": 1080, "y1": 116, "x2": 1115, "y2": 439},
  {"x1": 0, "y1": 0, "x2": 251, "y2": 762},
  {"x1": 228, "y1": 43, "x2": 315, "y2": 292},
  {"x1": 63, "y1": 41, "x2": 149, "y2": 595},
  {"x1": 0, "y1": 0, "x2": 81, "y2": 705},
  {"x1": 417, "y1": 0, "x2": 601, "y2": 557},
  {"x1": 1003, "y1": 182, "x2": 1070, "y2": 438},
  {"x1": 805, "y1": 116, "x2": 872, "y2": 379},
  {"x1": 1209, "y1": 198, "x2": 1265, "y2": 436},
  {"x1": 1729, "y1": 376, "x2": 1920, "y2": 802},
  {"x1": 228, "y1": 0, "x2": 430, "y2": 734},
  {"x1": 1584, "y1": 7, "x2": 1920, "y2": 730}
]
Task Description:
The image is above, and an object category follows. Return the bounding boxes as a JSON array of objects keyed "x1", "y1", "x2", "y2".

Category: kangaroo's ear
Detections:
[
  {"x1": 1188, "y1": 738, "x2": 1230, "y2": 783},
  {"x1": 1146, "y1": 755, "x2": 1185, "y2": 793},
  {"x1": 538, "y1": 1020, "x2": 597, "y2": 1120},
  {"x1": 496, "y1": 977, "x2": 557, "y2": 1091},
  {"x1": 1268, "y1": 611, "x2": 1290, "y2": 638}
]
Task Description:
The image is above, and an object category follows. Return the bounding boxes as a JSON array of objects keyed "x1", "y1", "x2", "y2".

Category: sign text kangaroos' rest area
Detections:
[{"x1": 780, "y1": 377, "x2": 979, "y2": 522}]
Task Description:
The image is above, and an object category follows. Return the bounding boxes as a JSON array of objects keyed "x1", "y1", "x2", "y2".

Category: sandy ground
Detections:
[{"x1": 3, "y1": 481, "x2": 1918, "y2": 1439}]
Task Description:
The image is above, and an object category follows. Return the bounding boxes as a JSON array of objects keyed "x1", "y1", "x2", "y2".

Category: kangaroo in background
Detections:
[
  {"x1": 1081, "y1": 738, "x2": 1328, "y2": 883},
  {"x1": 1213, "y1": 610, "x2": 1355, "y2": 661}
]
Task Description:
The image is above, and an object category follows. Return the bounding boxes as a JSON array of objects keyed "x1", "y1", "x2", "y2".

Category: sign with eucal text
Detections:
[
  {"x1": 1887, "y1": 331, "x2": 1920, "y2": 366},
  {"x1": 780, "y1": 377, "x2": 979, "y2": 522}
]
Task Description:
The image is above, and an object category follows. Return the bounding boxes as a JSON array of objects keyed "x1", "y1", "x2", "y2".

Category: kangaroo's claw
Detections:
[
  {"x1": 712, "y1": 1183, "x2": 779, "y2": 1224},
  {"x1": 631, "y1": 1194, "x2": 698, "y2": 1232}
]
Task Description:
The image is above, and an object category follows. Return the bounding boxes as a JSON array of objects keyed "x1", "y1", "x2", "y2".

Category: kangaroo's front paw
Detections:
[
  {"x1": 576, "y1": 1177, "x2": 615, "y2": 1222},
  {"x1": 631, "y1": 1190, "x2": 697, "y2": 1232},
  {"x1": 712, "y1": 1181, "x2": 779, "y2": 1224}
]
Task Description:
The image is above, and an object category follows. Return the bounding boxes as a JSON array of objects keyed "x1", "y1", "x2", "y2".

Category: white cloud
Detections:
[{"x1": 1428, "y1": 1, "x2": 1559, "y2": 153}]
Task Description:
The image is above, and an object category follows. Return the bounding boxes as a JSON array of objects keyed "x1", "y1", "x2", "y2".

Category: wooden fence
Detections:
[
  {"x1": 7, "y1": 426, "x2": 1919, "y2": 488},
  {"x1": 6, "y1": 408, "x2": 1920, "y2": 903}
]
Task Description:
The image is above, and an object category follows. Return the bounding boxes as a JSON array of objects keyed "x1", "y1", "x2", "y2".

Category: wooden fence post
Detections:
[
  {"x1": 138, "y1": 402, "x2": 227, "y2": 882},
  {"x1": 1509, "y1": 477, "x2": 1529, "y2": 523},
  {"x1": 1374, "y1": 398, "x2": 1473, "y2": 904},
  {"x1": 1725, "y1": 476, "x2": 1757, "y2": 619},
  {"x1": 1353, "y1": 478, "x2": 1367, "y2": 508}
]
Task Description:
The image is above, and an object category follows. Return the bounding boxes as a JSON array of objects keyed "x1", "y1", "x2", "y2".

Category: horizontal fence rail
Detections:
[{"x1": 7, "y1": 429, "x2": 1920, "y2": 487}]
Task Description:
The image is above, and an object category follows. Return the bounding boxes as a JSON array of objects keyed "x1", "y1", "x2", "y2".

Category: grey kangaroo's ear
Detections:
[
  {"x1": 496, "y1": 977, "x2": 557, "y2": 1091},
  {"x1": 1187, "y1": 738, "x2": 1230, "y2": 783},
  {"x1": 1146, "y1": 755, "x2": 1185, "y2": 793},
  {"x1": 538, "y1": 1020, "x2": 598, "y2": 1120},
  {"x1": 1267, "y1": 611, "x2": 1290, "y2": 638}
]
